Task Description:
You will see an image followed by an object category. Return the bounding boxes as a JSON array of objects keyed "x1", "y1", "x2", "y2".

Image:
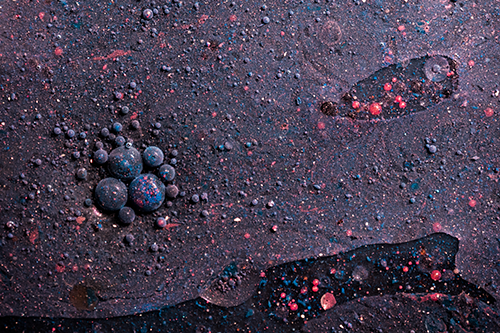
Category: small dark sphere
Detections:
[
  {"x1": 158, "y1": 164, "x2": 176, "y2": 182},
  {"x1": 108, "y1": 146, "x2": 143, "y2": 181},
  {"x1": 155, "y1": 217, "x2": 167, "y2": 229},
  {"x1": 115, "y1": 135, "x2": 126, "y2": 146},
  {"x1": 143, "y1": 146, "x2": 164, "y2": 168},
  {"x1": 93, "y1": 149, "x2": 108, "y2": 164},
  {"x1": 101, "y1": 128, "x2": 110, "y2": 137},
  {"x1": 118, "y1": 207, "x2": 136, "y2": 225},
  {"x1": 95, "y1": 178, "x2": 128, "y2": 211},
  {"x1": 112, "y1": 122, "x2": 123, "y2": 133},
  {"x1": 166, "y1": 184, "x2": 179, "y2": 199},
  {"x1": 76, "y1": 168, "x2": 87, "y2": 180}
]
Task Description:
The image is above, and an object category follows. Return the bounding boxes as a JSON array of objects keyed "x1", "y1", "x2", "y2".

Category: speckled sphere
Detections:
[
  {"x1": 158, "y1": 164, "x2": 176, "y2": 182},
  {"x1": 93, "y1": 149, "x2": 108, "y2": 165},
  {"x1": 143, "y1": 146, "x2": 164, "y2": 168},
  {"x1": 107, "y1": 146, "x2": 143, "y2": 181},
  {"x1": 94, "y1": 178, "x2": 128, "y2": 211},
  {"x1": 129, "y1": 174, "x2": 165, "y2": 212}
]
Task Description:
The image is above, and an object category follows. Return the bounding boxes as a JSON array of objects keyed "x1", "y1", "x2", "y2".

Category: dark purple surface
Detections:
[{"x1": 0, "y1": 0, "x2": 499, "y2": 328}]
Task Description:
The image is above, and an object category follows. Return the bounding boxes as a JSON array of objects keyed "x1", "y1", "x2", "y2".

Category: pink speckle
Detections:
[
  {"x1": 468, "y1": 199, "x2": 477, "y2": 208},
  {"x1": 431, "y1": 270, "x2": 441, "y2": 281},
  {"x1": 484, "y1": 107, "x2": 494, "y2": 117},
  {"x1": 468, "y1": 60, "x2": 475, "y2": 67},
  {"x1": 346, "y1": 229, "x2": 352, "y2": 237},
  {"x1": 432, "y1": 222, "x2": 442, "y2": 232}
]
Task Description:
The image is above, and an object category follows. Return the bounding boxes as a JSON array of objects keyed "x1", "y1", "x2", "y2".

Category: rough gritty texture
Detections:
[{"x1": 0, "y1": 0, "x2": 499, "y2": 324}]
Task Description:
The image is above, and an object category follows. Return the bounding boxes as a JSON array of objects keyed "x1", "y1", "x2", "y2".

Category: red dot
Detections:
[
  {"x1": 280, "y1": 292, "x2": 286, "y2": 298},
  {"x1": 369, "y1": 103, "x2": 382, "y2": 116},
  {"x1": 399, "y1": 101, "x2": 406, "y2": 109},
  {"x1": 244, "y1": 232, "x2": 251, "y2": 239},
  {"x1": 317, "y1": 122, "x2": 325, "y2": 130},
  {"x1": 352, "y1": 100, "x2": 360, "y2": 109},
  {"x1": 383, "y1": 83, "x2": 392, "y2": 91},
  {"x1": 468, "y1": 199, "x2": 477, "y2": 208},
  {"x1": 312, "y1": 286, "x2": 319, "y2": 292},
  {"x1": 289, "y1": 302, "x2": 298, "y2": 311},
  {"x1": 431, "y1": 270, "x2": 441, "y2": 281},
  {"x1": 432, "y1": 222, "x2": 442, "y2": 232},
  {"x1": 54, "y1": 47, "x2": 63, "y2": 56},
  {"x1": 484, "y1": 107, "x2": 494, "y2": 117},
  {"x1": 300, "y1": 287, "x2": 307, "y2": 294},
  {"x1": 397, "y1": 25, "x2": 405, "y2": 32},
  {"x1": 403, "y1": 266, "x2": 409, "y2": 272},
  {"x1": 468, "y1": 60, "x2": 475, "y2": 67},
  {"x1": 346, "y1": 229, "x2": 352, "y2": 237},
  {"x1": 394, "y1": 95, "x2": 402, "y2": 103},
  {"x1": 312, "y1": 279, "x2": 320, "y2": 286},
  {"x1": 392, "y1": 77, "x2": 397, "y2": 83}
]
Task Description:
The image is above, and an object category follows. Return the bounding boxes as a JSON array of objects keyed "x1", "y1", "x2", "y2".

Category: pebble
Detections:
[
  {"x1": 101, "y1": 128, "x2": 110, "y2": 137},
  {"x1": 120, "y1": 106, "x2": 130, "y2": 114},
  {"x1": 131, "y1": 120, "x2": 140, "y2": 129},
  {"x1": 76, "y1": 168, "x2": 87, "y2": 180},
  {"x1": 93, "y1": 149, "x2": 108, "y2": 164},
  {"x1": 115, "y1": 136, "x2": 126, "y2": 146},
  {"x1": 143, "y1": 146, "x2": 164, "y2": 168},
  {"x1": 118, "y1": 207, "x2": 136, "y2": 225},
  {"x1": 262, "y1": 16, "x2": 270, "y2": 24},
  {"x1": 124, "y1": 234, "x2": 134, "y2": 244},
  {"x1": 191, "y1": 194, "x2": 200, "y2": 203},
  {"x1": 155, "y1": 217, "x2": 167, "y2": 229},
  {"x1": 159, "y1": 164, "x2": 176, "y2": 182},
  {"x1": 427, "y1": 145, "x2": 437, "y2": 154},
  {"x1": 166, "y1": 185, "x2": 179, "y2": 199},
  {"x1": 112, "y1": 122, "x2": 123, "y2": 133}
]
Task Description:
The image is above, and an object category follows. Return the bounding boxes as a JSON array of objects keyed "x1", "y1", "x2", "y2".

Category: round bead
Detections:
[
  {"x1": 108, "y1": 146, "x2": 143, "y2": 181},
  {"x1": 94, "y1": 178, "x2": 128, "y2": 211},
  {"x1": 143, "y1": 146, "x2": 164, "y2": 168},
  {"x1": 158, "y1": 164, "x2": 176, "y2": 182},
  {"x1": 129, "y1": 174, "x2": 165, "y2": 212}
]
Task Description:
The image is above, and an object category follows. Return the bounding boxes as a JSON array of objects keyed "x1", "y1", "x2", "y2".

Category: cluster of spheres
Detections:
[{"x1": 93, "y1": 144, "x2": 177, "y2": 224}]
